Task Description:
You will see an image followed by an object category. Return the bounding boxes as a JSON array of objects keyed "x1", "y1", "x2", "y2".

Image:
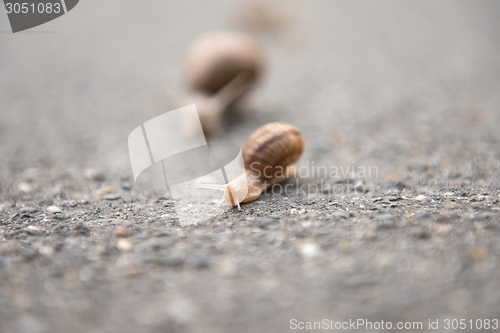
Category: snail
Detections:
[
  {"x1": 163, "y1": 31, "x2": 266, "y2": 136},
  {"x1": 184, "y1": 30, "x2": 265, "y2": 95},
  {"x1": 188, "y1": 122, "x2": 305, "y2": 209}
]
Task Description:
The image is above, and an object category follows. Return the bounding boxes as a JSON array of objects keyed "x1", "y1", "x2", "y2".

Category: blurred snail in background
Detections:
[
  {"x1": 188, "y1": 122, "x2": 304, "y2": 209},
  {"x1": 184, "y1": 31, "x2": 265, "y2": 95},
  {"x1": 163, "y1": 31, "x2": 266, "y2": 136}
]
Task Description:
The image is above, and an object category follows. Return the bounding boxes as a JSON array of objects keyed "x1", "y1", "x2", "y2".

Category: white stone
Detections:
[
  {"x1": 47, "y1": 206, "x2": 62, "y2": 213},
  {"x1": 18, "y1": 182, "x2": 32, "y2": 193},
  {"x1": 300, "y1": 243, "x2": 321, "y2": 260},
  {"x1": 414, "y1": 194, "x2": 427, "y2": 201},
  {"x1": 25, "y1": 226, "x2": 41, "y2": 235},
  {"x1": 116, "y1": 239, "x2": 133, "y2": 252}
]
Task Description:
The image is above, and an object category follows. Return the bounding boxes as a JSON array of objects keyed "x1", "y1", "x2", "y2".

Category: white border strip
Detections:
[{"x1": 60, "y1": 0, "x2": 68, "y2": 14}]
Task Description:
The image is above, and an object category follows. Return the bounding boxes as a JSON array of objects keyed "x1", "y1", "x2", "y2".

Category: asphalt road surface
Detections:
[{"x1": 1, "y1": 1, "x2": 500, "y2": 332}]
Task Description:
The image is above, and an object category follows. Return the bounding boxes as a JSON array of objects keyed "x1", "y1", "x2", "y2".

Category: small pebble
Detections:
[
  {"x1": 47, "y1": 206, "x2": 62, "y2": 213},
  {"x1": 25, "y1": 226, "x2": 42, "y2": 235},
  {"x1": 290, "y1": 208, "x2": 298, "y2": 215},
  {"x1": 116, "y1": 239, "x2": 133, "y2": 252},
  {"x1": 96, "y1": 186, "x2": 113, "y2": 199},
  {"x1": 361, "y1": 230, "x2": 377, "y2": 241},
  {"x1": 121, "y1": 179, "x2": 132, "y2": 191},
  {"x1": 115, "y1": 226, "x2": 133, "y2": 238},
  {"x1": 331, "y1": 211, "x2": 348, "y2": 219},
  {"x1": 85, "y1": 169, "x2": 105, "y2": 181},
  {"x1": 415, "y1": 229, "x2": 432, "y2": 239},
  {"x1": 22, "y1": 167, "x2": 39, "y2": 180},
  {"x1": 20, "y1": 207, "x2": 37, "y2": 214},
  {"x1": 74, "y1": 223, "x2": 90, "y2": 235},
  {"x1": 414, "y1": 195, "x2": 427, "y2": 202},
  {"x1": 39, "y1": 245, "x2": 54, "y2": 256},
  {"x1": 18, "y1": 182, "x2": 32, "y2": 193},
  {"x1": 416, "y1": 212, "x2": 432, "y2": 220},
  {"x1": 103, "y1": 193, "x2": 121, "y2": 201},
  {"x1": 301, "y1": 221, "x2": 312, "y2": 228},
  {"x1": 437, "y1": 214, "x2": 452, "y2": 224},
  {"x1": 376, "y1": 214, "x2": 396, "y2": 230},
  {"x1": 300, "y1": 242, "x2": 320, "y2": 260},
  {"x1": 62, "y1": 200, "x2": 78, "y2": 208},
  {"x1": 434, "y1": 225, "x2": 451, "y2": 235}
]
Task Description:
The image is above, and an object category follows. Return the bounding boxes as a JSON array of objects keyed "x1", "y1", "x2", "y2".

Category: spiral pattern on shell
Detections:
[{"x1": 242, "y1": 122, "x2": 304, "y2": 182}]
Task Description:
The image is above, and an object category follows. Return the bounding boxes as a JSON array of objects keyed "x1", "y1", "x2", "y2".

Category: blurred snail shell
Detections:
[
  {"x1": 187, "y1": 122, "x2": 304, "y2": 209},
  {"x1": 183, "y1": 31, "x2": 265, "y2": 94}
]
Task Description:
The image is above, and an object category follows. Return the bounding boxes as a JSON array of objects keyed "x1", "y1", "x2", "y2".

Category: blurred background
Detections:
[
  {"x1": 1, "y1": 1, "x2": 500, "y2": 332},
  {"x1": 1, "y1": 0, "x2": 499, "y2": 177}
]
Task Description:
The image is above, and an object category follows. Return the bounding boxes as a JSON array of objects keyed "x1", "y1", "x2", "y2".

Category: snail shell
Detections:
[
  {"x1": 239, "y1": 122, "x2": 305, "y2": 206},
  {"x1": 242, "y1": 122, "x2": 305, "y2": 183},
  {"x1": 183, "y1": 31, "x2": 265, "y2": 95}
]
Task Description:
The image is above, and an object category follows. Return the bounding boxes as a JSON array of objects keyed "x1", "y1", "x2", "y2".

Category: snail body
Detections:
[
  {"x1": 174, "y1": 72, "x2": 252, "y2": 136},
  {"x1": 188, "y1": 122, "x2": 304, "y2": 209}
]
